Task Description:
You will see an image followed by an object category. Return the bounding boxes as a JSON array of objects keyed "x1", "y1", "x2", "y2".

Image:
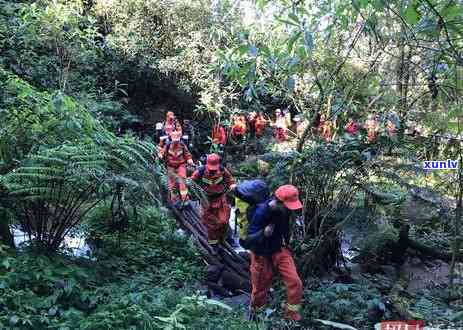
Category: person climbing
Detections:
[
  {"x1": 245, "y1": 184, "x2": 304, "y2": 322},
  {"x1": 212, "y1": 122, "x2": 227, "y2": 146},
  {"x1": 163, "y1": 111, "x2": 176, "y2": 136},
  {"x1": 190, "y1": 154, "x2": 237, "y2": 255},
  {"x1": 231, "y1": 114, "x2": 246, "y2": 143},
  {"x1": 344, "y1": 117, "x2": 359, "y2": 136},
  {"x1": 248, "y1": 111, "x2": 257, "y2": 138},
  {"x1": 254, "y1": 112, "x2": 267, "y2": 139},
  {"x1": 364, "y1": 114, "x2": 379, "y2": 143},
  {"x1": 158, "y1": 111, "x2": 180, "y2": 150},
  {"x1": 273, "y1": 109, "x2": 287, "y2": 142},
  {"x1": 321, "y1": 117, "x2": 333, "y2": 142},
  {"x1": 158, "y1": 130, "x2": 194, "y2": 205},
  {"x1": 210, "y1": 120, "x2": 227, "y2": 162}
]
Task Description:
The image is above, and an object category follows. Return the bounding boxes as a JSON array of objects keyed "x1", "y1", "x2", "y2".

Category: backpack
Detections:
[
  {"x1": 197, "y1": 164, "x2": 225, "y2": 182},
  {"x1": 163, "y1": 140, "x2": 188, "y2": 166},
  {"x1": 234, "y1": 180, "x2": 269, "y2": 240}
]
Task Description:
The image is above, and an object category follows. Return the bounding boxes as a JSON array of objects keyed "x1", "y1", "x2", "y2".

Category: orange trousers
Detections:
[
  {"x1": 201, "y1": 194, "x2": 230, "y2": 244},
  {"x1": 250, "y1": 248, "x2": 303, "y2": 319},
  {"x1": 167, "y1": 165, "x2": 188, "y2": 202}
]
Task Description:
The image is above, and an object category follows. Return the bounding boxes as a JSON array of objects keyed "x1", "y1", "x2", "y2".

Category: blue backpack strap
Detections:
[{"x1": 198, "y1": 165, "x2": 206, "y2": 178}]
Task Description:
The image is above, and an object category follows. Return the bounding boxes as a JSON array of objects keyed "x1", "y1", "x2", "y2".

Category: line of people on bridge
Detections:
[{"x1": 155, "y1": 110, "x2": 304, "y2": 322}]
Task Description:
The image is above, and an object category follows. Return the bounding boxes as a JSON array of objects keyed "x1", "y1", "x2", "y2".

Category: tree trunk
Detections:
[
  {"x1": 170, "y1": 204, "x2": 251, "y2": 293},
  {"x1": 0, "y1": 209, "x2": 14, "y2": 248}
]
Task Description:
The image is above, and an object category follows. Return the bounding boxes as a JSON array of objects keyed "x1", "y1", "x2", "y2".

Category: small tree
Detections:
[{"x1": 0, "y1": 134, "x2": 158, "y2": 252}]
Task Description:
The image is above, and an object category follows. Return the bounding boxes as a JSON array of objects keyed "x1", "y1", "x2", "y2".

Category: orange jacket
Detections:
[
  {"x1": 212, "y1": 125, "x2": 227, "y2": 145},
  {"x1": 232, "y1": 122, "x2": 246, "y2": 137},
  {"x1": 190, "y1": 166, "x2": 235, "y2": 197},
  {"x1": 160, "y1": 142, "x2": 192, "y2": 168}
]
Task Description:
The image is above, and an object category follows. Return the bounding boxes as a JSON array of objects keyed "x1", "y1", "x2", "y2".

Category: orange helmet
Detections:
[
  {"x1": 206, "y1": 154, "x2": 221, "y2": 171},
  {"x1": 275, "y1": 185, "x2": 303, "y2": 210}
]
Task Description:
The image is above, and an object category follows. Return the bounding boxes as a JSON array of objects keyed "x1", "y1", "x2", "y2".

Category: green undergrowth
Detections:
[{"x1": 0, "y1": 207, "x2": 255, "y2": 330}]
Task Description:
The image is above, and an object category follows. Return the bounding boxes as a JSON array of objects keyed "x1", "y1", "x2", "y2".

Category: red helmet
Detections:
[
  {"x1": 206, "y1": 154, "x2": 221, "y2": 171},
  {"x1": 275, "y1": 185, "x2": 303, "y2": 210}
]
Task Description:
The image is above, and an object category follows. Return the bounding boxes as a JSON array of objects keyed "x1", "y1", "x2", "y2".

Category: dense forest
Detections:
[{"x1": 0, "y1": 0, "x2": 462, "y2": 329}]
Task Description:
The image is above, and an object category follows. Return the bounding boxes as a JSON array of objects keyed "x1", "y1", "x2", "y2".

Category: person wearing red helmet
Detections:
[
  {"x1": 158, "y1": 130, "x2": 194, "y2": 204},
  {"x1": 190, "y1": 154, "x2": 237, "y2": 254},
  {"x1": 163, "y1": 111, "x2": 176, "y2": 136},
  {"x1": 231, "y1": 114, "x2": 247, "y2": 143},
  {"x1": 245, "y1": 184, "x2": 304, "y2": 322},
  {"x1": 344, "y1": 117, "x2": 359, "y2": 136},
  {"x1": 254, "y1": 112, "x2": 267, "y2": 139},
  {"x1": 212, "y1": 123, "x2": 227, "y2": 146},
  {"x1": 273, "y1": 109, "x2": 287, "y2": 142}
]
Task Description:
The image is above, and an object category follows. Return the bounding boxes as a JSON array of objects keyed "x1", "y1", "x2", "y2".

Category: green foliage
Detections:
[
  {"x1": 1, "y1": 133, "x2": 158, "y2": 251},
  {"x1": 357, "y1": 221, "x2": 399, "y2": 263},
  {"x1": 0, "y1": 67, "x2": 101, "y2": 166},
  {"x1": 301, "y1": 281, "x2": 382, "y2": 329},
  {"x1": 0, "y1": 0, "x2": 102, "y2": 93},
  {"x1": 0, "y1": 207, "x2": 256, "y2": 330}
]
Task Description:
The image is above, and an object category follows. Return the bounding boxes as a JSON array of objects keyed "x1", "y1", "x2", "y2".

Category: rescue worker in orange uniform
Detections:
[
  {"x1": 245, "y1": 185, "x2": 304, "y2": 322},
  {"x1": 212, "y1": 123, "x2": 227, "y2": 146},
  {"x1": 159, "y1": 130, "x2": 194, "y2": 204},
  {"x1": 211, "y1": 122, "x2": 227, "y2": 161},
  {"x1": 248, "y1": 111, "x2": 257, "y2": 138},
  {"x1": 254, "y1": 112, "x2": 267, "y2": 139},
  {"x1": 344, "y1": 117, "x2": 359, "y2": 136},
  {"x1": 190, "y1": 154, "x2": 237, "y2": 254},
  {"x1": 159, "y1": 111, "x2": 182, "y2": 150},
  {"x1": 364, "y1": 114, "x2": 379, "y2": 143},
  {"x1": 273, "y1": 109, "x2": 287, "y2": 142},
  {"x1": 231, "y1": 114, "x2": 247, "y2": 143},
  {"x1": 163, "y1": 111, "x2": 176, "y2": 136},
  {"x1": 321, "y1": 118, "x2": 333, "y2": 142}
]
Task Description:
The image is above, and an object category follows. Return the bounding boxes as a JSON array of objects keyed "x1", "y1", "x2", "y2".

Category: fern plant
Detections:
[{"x1": 0, "y1": 133, "x2": 161, "y2": 252}]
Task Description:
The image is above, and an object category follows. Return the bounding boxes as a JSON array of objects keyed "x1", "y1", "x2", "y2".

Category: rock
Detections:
[
  {"x1": 399, "y1": 196, "x2": 440, "y2": 224},
  {"x1": 222, "y1": 294, "x2": 249, "y2": 309},
  {"x1": 334, "y1": 273, "x2": 354, "y2": 284}
]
